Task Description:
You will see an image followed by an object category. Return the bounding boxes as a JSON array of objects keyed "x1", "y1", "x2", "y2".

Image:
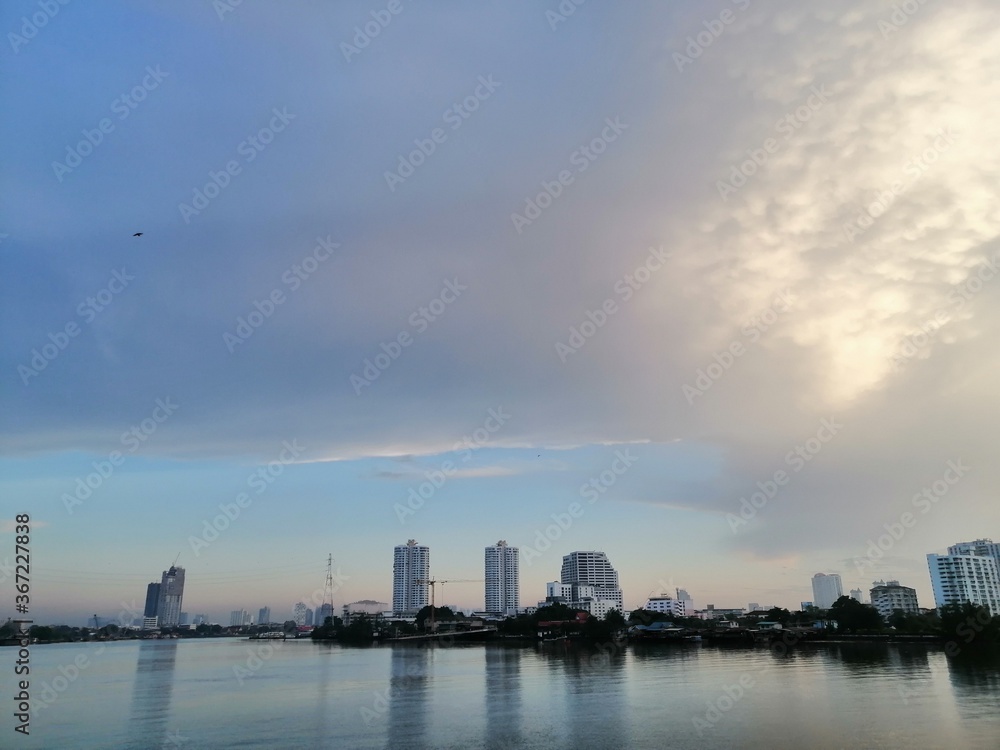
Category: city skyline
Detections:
[
  {"x1": 8, "y1": 535, "x2": 997, "y2": 627},
  {"x1": 3, "y1": 1, "x2": 999, "y2": 631}
]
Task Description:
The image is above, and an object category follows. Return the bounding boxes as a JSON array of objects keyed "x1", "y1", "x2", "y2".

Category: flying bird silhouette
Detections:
[{"x1": 132, "y1": 232, "x2": 143, "y2": 237}]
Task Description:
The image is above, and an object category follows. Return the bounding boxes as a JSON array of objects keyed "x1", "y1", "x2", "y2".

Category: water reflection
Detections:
[
  {"x1": 484, "y1": 646, "x2": 523, "y2": 749},
  {"x1": 561, "y1": 642, "x2": 628, "y2": 748},
  {"x1": 312, "y1": 642, "x2": 336, "y2": 739},
  {"x1": 124, "y1": 640, "x2": 178, "y2": 750},
  {"x1": 384, "y1": 645, "x2": 430, "y2": 750},
  {"x1": 946, "y1": 646, "x2": 1000, "y2": 718}
]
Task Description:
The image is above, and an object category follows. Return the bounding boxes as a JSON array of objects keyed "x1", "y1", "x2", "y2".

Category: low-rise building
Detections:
[
  {"x1": 644, "y1": 596, "x2": 688, "y2": 617},
  {"x1": 870, "y1": 580, "x2": 919, "y2": 619}
]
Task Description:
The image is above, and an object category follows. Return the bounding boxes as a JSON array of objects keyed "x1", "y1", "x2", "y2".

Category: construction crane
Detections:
[{"x1": 414, "y1": 579, "x2": 484, "y2": 632}]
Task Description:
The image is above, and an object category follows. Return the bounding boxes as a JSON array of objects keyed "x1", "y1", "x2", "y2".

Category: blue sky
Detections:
[{"x1": 2, "y1": 0, "x2": 999, "y2": 625}]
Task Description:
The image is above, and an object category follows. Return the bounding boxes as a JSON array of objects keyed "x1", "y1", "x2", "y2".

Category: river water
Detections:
[{"x1": 6, "y1": 638, "x2": 1000, "y2": 749}]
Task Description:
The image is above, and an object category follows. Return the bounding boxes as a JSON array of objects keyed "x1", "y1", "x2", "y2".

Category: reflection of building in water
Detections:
[
  {"x1": 563, "y1": 643, "x2": 627, "y2": 748},
  {"x1": 126, "y1": 641, "x2": 178, "y2": 748},
  {"x1": 385, "y1": 647, "x2": 430, "y2": 748},
  {"x1": 485, "y1": 647, "x2": 522, "y2": 748}
]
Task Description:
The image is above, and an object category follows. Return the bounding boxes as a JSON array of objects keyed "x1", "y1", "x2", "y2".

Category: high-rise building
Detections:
[
  {"x1": 393, "y1": 539, "x2": 430, "y2": 615},
  {"x1": 192, "y1": 614, "x2": 207, "y2": 626},
  {"x1": 179, "y1": 612, "x2": 190, "y2": 626},
  {"x1": 928, "y1": 550, "x2": 1000, "y2": 616},
  {"x1": 560, "y1": 551, "x2": 623, "y2": 612},
  {"x1": 230, "y1": 609, "x2": 252, "y2": 627},
  {"x1": 811, "y1": 573, "x2": 843, "y2": 609},
  {"x1": 869, "y1": 580, "x2": 919, "y2": 619},
  {"x1": 293, "y1": 602, "x2": 310, "y2": 626},
  {"x1": 156, "y1": 566, "x2": 185, "y2": 627},
  {"x1": 948, "y1": 539, "x2": 1000, "y2": 572},
  {"x1": 144, "y1": 583, "x2": 160, "y2": 617},
  {"x1": 258, "y1": 607, "x2": 271, "y2": 625},
  {"x1": 485, "y1": 540, "x2": 519, "y2": 614},
  {"x1": 850, "y1": 588, "x2": 865, "y2": 603}
]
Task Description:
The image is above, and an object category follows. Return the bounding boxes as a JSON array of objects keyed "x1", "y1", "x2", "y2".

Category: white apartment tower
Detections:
[
  {"x1": 156, "y1": 565, "x2": 185, "y2": 627},
  {"x1": 393, "y1": 539, "x2": 430, "y2": 615},
  {"x1": 560, "y1": 551, "x2": 624, "y2": 612},
  {"x1": 928, "y1": 546, "x2": 1000, "y2": 616},
  {"x1": 485, "y1": 540, "x2": 519, "y2": 614},
  {"x1": 948, "y1": 539, "x2": 1000, "y2": 572},
  {"x1": 811, "y1": 572, "x2": 843, "y2": 610}
]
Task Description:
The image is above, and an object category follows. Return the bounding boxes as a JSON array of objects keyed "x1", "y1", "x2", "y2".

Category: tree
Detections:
[
  {"x1": 415, "y1": 606, "x2": 456, "y2": 631},
  {"x1": 336, "y1": 616, "x2": 374, "y2": 644},
  {"x1": 629, "y1": 608, "x2": 670, "y2": 626},
  {"x1": 828, "y1": 596, "x2": 883, "y2": 633},
  {"x1": 939, "y1": 603, "x2": 1000, "y2": 645},
  {"x1": 764, "y1": 607, "x2": 791, "y2": 625},
  {"x1": 605, "y1": 609, "x2": 625, "y2": 628},
  {"x1": 311, "y1": 616, "x2": 337, "y2": 641}
]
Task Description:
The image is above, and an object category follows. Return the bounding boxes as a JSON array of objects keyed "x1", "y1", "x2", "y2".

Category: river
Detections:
[{"x1": 6, "y1": 637, "x2": 1000, "y2": 748}]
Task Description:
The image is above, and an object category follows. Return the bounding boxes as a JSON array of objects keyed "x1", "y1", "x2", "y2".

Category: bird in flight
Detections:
[{"x1": 132, "y1": 232, "x2": 143, "y2": 237}]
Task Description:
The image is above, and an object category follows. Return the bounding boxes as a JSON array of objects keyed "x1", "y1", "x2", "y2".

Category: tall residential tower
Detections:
[
  {"x1": 811, "y1": 572, "x2": 843, "y2": 610},
  {"x1": 393, "y1": 539, "x2": 430, "y2": 615},
  {"x1": 156, "y1": 566, "x2": 185, "y2": 627},
  {"x1": 485, "y1": 540, "x2": 519, "y2": 615}
]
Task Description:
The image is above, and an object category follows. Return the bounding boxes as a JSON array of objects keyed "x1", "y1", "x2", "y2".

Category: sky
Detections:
[{"x1": 2, "y1": 0, "x2": 999, "y2": 626}]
